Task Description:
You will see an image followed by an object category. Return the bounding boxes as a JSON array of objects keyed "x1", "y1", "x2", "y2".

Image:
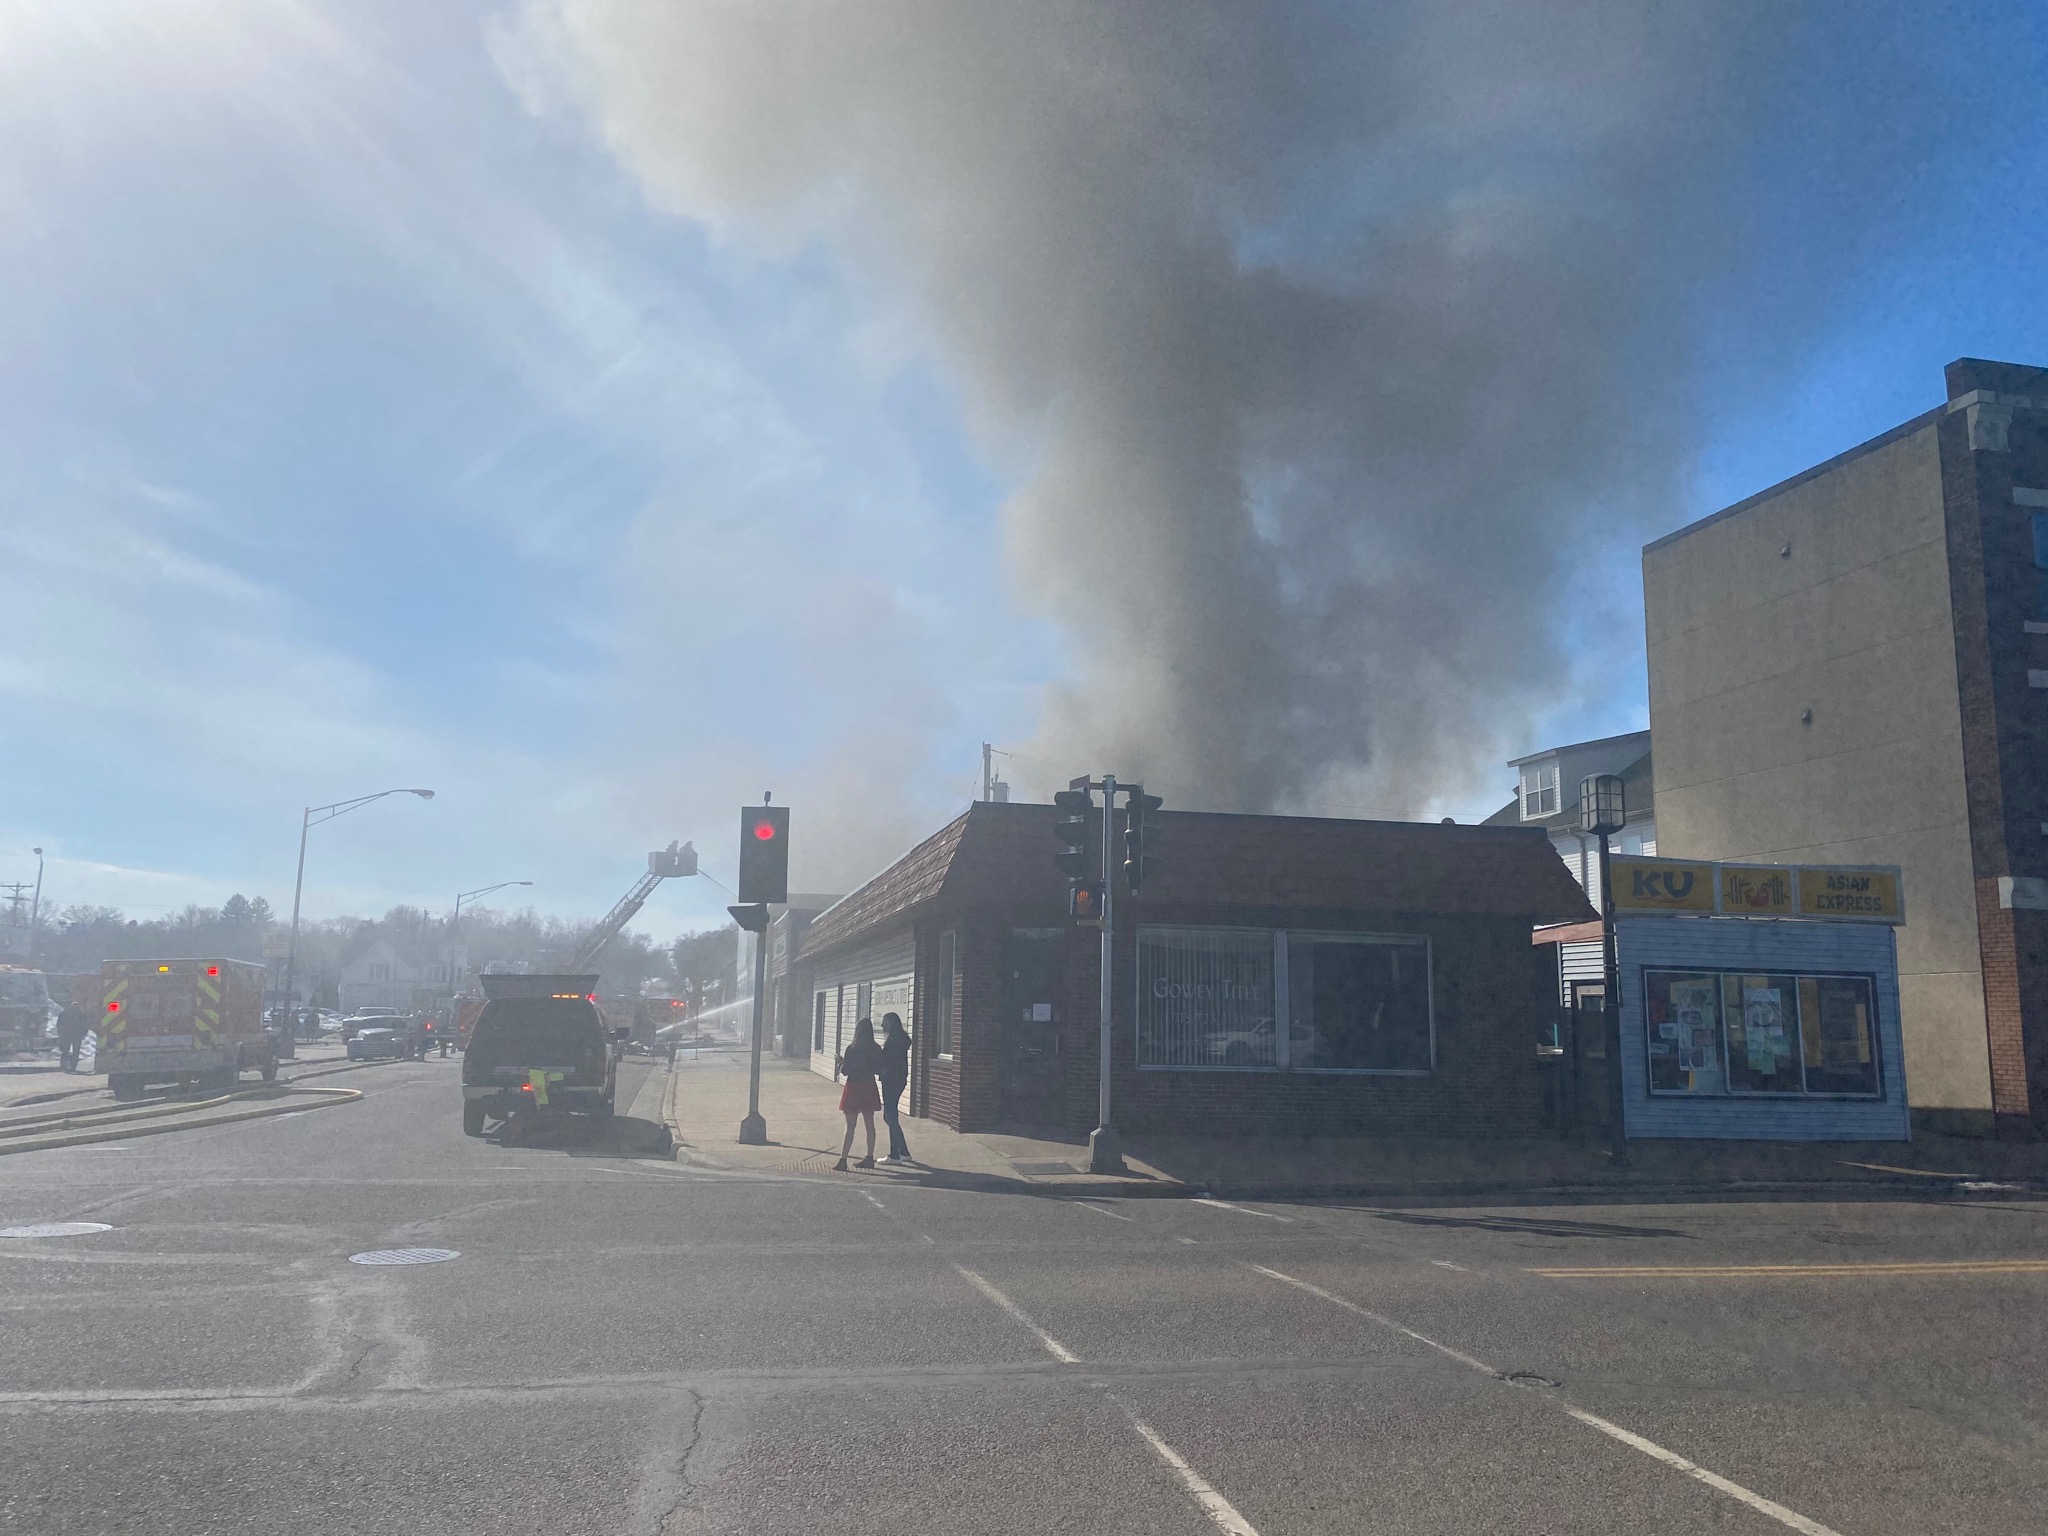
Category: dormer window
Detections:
[{"x1": 1521, "y1": 762, "x2": 1558, "y2": 819}]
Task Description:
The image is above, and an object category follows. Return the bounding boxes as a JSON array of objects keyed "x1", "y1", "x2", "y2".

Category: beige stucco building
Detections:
[{"x1": 1645, "y1": 358, "x2": 2048, "y2": 1135}]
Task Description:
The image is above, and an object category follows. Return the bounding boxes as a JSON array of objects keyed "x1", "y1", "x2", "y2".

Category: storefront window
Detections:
[
  {"x1": 1288, "y1": 935, "x2": 1431, "y2": 1072},
  {"x1": 1643, "y1": 971, "x2": 1725, "y2": 1094},
  {"x1": 1644, "y1": 969, "x2": 1880, "y2": 1098},
  {"x1": 1136, "y1": 928, "x2": 1276, "y2": 1069},
  {"x1": 1798, "y1": 975, "x2": 1879, "y2": 1095},
  {"x1": 1724, "y1": 974, "x2": 1803, "y2": 1093}
]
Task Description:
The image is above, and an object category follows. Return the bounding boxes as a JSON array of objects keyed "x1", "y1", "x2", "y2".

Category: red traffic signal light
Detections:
[{"x1": 737, "y1": 804, "x2": 790, "y2": 905}]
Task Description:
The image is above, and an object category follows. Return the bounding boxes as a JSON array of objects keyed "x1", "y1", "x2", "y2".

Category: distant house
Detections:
[
  {"x1": 1483, "y1": 730, "x2": 1656, "y2": 911},
  {"x1": 337, "y1": 933, "x2": 467, "y2": 1014}
]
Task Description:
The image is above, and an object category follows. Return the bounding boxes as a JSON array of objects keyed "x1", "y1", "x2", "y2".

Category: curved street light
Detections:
[
  {"x1": 454, "y1": 880, "x2": 532, "y2": 922},
  {"x1": 278, "y1": 789, "x2": 435, "y2": 1041}
]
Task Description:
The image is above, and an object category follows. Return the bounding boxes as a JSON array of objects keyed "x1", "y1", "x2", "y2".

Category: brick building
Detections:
[
  {"x1": 1645, "y1": 356, "x2": 2048, "y2": 1136},
  {"x1": 796, "y1": 800, "x2": 1592, "y2": 1138}
]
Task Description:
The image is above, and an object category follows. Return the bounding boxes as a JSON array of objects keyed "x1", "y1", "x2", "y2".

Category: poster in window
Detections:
[
  {"x1": 1671, "y1": 978, "x2": 1718, "y2": 1073},
  {"x1": 1742, "y1": 987, "x2": 1785, "y2": 1073}
]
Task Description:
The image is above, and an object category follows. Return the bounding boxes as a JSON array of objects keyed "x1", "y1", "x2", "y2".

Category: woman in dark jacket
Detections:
[
  {"x1": 834, "y1": 1017, "x2": 883, "y2": 1171},
  {"x1": 877, "y1": 1012, "x2": 912, "y2": 1163}
]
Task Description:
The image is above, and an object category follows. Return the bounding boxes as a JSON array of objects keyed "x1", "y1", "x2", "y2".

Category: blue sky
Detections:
[{"x1": 2, "y1": 2, "x2": 2044, "y2": 939}]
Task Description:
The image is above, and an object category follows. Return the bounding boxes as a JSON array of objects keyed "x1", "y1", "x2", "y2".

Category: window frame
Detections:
[
  {"x1": 1521, "y1": 761, "x2": 1559, "y2": 819},
  {"x1": 1641, "y1": 966, "x2": 1882, "y2": 1101},
  {"x1": 933, "y1": 929, "x2": 957, "y2": 1059},
  {"x1": 1133, "y1": 924, "x2": 1436, "y2": 1076}
]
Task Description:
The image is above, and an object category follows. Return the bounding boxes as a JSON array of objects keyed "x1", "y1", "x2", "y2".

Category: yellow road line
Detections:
[
  {"x1": 1837, "y1": 1160, "x2": 1976, "y2": 1178},
  {"x1": 1533, "y1": 1259, "x2": 2048, "y2": 1279}
]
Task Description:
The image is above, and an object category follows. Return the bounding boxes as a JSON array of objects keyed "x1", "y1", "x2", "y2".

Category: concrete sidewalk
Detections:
[{"x1": 664, "y1": 1054, "x2": 2048, "y2": 1202}]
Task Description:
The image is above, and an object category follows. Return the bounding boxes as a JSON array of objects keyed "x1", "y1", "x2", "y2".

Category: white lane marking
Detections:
[
  {"x1": 1195, "y1": 1197, "x2": 1292, "y2": 1223},
  {"x1": 1077, "y1": 1201, "x2": 1134, "y2": 1221},
  {"x1": 1248, "y1": 1264, "x2": 1499, "y2": 1375},
  {"x1": 950, "y1": 1263, "x2": 1259, "y2": 1532},
  {"x1": 1563, "y1": 1408, "x2": 1845, "y2": 1536},
  {"x1": 861, "y1": 1191, "x2": 886, "y2": 1211},
  {"x1": 953, "y1": 1266, "x2": 1078, "y2": 1364},
  {"x1": 1124, "y1": 1412, "x2": 1263, "y2": 1536},
  {"x1": 1431, "y1": 1259, "x2": 1468, "y2": 1272},
  {"x1": 1177, "y1": 1237, "x2": 1197, "y2": 1245},
  {"x1": 1248, "y1": 1263, "x2": 1844, "y2": 1536}
]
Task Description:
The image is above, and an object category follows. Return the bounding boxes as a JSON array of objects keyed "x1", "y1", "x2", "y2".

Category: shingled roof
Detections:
[{"x1": 802, "y1": 801, "x2": 1595, "y2": 962}]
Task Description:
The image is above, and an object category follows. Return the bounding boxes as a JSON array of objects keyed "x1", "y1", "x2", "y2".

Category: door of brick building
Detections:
[{"x1": 999, "y1": 929, "x2": 1063, "y2": 1127}]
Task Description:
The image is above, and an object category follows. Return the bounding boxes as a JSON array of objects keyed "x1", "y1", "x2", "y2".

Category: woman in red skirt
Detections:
[{"x1": 834, "y1": 1017, "x2": 883, "y2": 1171}]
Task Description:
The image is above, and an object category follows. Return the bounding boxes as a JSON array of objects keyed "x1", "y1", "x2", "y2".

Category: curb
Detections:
[{"x1": 0, "y1": 1086, "x2": 364, "y2": 1156}]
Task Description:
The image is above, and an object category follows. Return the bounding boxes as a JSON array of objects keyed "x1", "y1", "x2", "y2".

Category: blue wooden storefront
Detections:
[{"x1": 1614, "y1": 914, "x2": 1909, "y2": 1141}]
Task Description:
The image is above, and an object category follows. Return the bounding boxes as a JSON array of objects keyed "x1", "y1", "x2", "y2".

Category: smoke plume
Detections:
[{"x1": 499, "y1": 2, "x2": 1880, "y2": 816}]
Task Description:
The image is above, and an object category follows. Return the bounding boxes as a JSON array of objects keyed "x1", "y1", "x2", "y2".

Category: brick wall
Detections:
[{"x1": 1941, "y1": 364, "x2": 2048, "y2": 1129}]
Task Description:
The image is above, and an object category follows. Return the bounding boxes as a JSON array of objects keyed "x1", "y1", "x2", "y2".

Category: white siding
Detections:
[{"x1": 808, "y1": 932, "x2": 916, "y2": 1081}]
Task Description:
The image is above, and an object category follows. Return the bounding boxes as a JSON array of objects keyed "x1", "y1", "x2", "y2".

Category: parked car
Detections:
[
  {"x1": 339, "y1": 1008, "x2": 401, "y2": 1041},
  {"x1": 346, "y1": 1027, "x2": 411, "y2": 1062}
]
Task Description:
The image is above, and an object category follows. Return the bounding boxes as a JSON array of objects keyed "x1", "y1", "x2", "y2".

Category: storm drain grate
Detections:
[
  {"x1": 0, "y1": 1222, "x2": 113, "y2": 1239},
  {"x1": 348, "y1": 1247, "x2": 460, "y2": 1266}
]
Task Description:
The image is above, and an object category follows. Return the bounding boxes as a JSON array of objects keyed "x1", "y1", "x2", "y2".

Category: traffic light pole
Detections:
[
  {"x1": 1089, "y1": 775, "x2": 1126, "y2": 1175},
  {"x1": 732, "y1": 902, "x2": 771, "y2": 1145}
]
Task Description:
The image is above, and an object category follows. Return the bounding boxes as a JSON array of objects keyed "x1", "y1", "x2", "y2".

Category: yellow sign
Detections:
[
  {"x1": 1719, "y1": 865, "x2": 1794, "y2": 916},
  {"x1": 1796, "y1": 867, "x2": 1903, "y2": 922},
  {"x1": 1611, "y1": 857, "x2": 1718, "y2": 913}
]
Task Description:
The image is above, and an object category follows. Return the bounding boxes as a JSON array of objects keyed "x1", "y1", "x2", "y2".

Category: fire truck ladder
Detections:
[{"x1": 570, "y1": 842, "x2": 698, "y2": 971}]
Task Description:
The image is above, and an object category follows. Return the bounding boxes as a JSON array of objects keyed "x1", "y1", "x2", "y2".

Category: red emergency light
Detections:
[
  {"x1": 105, "y1": 1000, "x2": 121, "y2": 1013},
  {"x1": 206, "y1": 965, "x2": 219, "y2": 976}
]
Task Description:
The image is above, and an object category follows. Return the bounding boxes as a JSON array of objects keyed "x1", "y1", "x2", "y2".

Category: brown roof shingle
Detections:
[{"x1": 802, "y1": 801, "x2": 1595, "y2": 962}]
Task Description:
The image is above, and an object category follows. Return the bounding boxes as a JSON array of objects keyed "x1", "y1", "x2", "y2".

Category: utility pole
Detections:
[
  {"x1": 29, "y1": 849, "x2": 43, "y2": 943},
  {"x1": 1089, "y1": 774, "x2": 1125, "y2": 1175}
]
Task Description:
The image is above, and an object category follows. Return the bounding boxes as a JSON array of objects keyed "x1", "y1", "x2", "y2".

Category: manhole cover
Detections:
[
  {"x1": 1504, "y1": 1371, "x2": 1561, "y2": 1389},
  {"x1": 0, "y1": 1222, "x2": 114, "y2": 1239},
  {"x1": 348, "y1": 1247, "x2": 460, "y2": 1266}
]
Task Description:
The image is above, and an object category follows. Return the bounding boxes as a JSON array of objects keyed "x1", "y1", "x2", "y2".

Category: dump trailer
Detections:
[{"x1": 100, "y1": 958, "x2": 276, "y2": 1100}]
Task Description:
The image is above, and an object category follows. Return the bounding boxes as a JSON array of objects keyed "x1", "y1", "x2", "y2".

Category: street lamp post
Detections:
[
  {"x1": 1580, "y1": 773, "x2": 1628, "y2": 1166},
  {"x1": 454, "y1": 881, "x2": 532, "y2": 923},
  {"x1": 279, "y1": 789, "x2": 435, "y2": 1042}
]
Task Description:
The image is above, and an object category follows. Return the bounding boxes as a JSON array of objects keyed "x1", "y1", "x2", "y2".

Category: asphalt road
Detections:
[{"x1": 4, "y1": 1055, "x2": 2046, "y2": 1534}]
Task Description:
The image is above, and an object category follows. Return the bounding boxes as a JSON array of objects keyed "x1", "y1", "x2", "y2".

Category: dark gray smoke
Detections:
[{"x1": 500, "y1": 1, "x2": 1898, "y2": 815}]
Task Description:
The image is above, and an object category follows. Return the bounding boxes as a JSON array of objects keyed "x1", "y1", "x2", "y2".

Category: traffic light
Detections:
[
  {"x1": 1054, "y1": 787, "x2": 1099, "y2": 923},
  {"x1": 737, "y1": 804, "x2": 789, "y2": 904},
  {"x1": 1123, "y1": 787, "x2": 1162, "y2": 894}
]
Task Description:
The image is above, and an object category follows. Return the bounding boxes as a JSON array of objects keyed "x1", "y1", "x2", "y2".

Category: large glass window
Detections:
[
  {"x1": 1136, "y1": 927, "x2": 1432, "y2": 1073},
  {"x1": 1644, "y1": 968, "x2": 1880, "y2": 1098},
  {"x1": 1288, "y1": 935, "x2": 1432, "y2": 1072},
  {"x1": 1799, "y1": 975, "x2": 1879, "y2": 1095},
  {"x1": 1643, "y1": 971, "x2": 1725, "y2": 1094},
  {"x1": 1137, "y1": 928, "x2": 1277, "y2": 1069},
  {"x1": 1724, "y1": 974, "x2": 1803, "y2": 1093}
]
